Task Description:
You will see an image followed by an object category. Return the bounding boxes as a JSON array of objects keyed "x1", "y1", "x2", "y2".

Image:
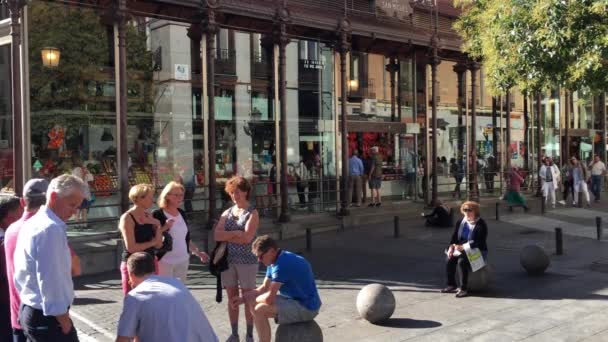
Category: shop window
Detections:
[
  {"x1": 216, "y1": 28, "x2": 236, "y2": 75},
  {"x1": 0, "y1": 44, "x2": 12, "y2": 191},
  {"x1": 125, "y1": 17, "x2": 205, "y2": 216},
  {"x1": 28, "y1": 2, "x2": 119, "y2": 226},
  {"x1": 0, "y1": 4, "x2": 8, "y2": 20}
]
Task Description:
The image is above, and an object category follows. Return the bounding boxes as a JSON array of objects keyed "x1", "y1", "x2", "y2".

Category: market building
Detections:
[{"x1": 0, "y1": 0, "x2": 606, "y2": 237}]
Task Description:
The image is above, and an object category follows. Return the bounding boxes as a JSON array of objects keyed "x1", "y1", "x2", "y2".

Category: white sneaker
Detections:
[
  {"x1": 558, "y1": 200, "x2": 566, "y2": 206},
  {"x1": 552, "y1": 204, "x2": 556, "y2": 209}
]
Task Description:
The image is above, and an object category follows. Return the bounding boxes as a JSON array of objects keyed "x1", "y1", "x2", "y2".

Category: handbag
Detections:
[
  {"x1": 209, "y1": 241, "x2": 229, "y2": 303},
  {"x1": 156, "y1": 231, "x2": 173, "y2": 254}
]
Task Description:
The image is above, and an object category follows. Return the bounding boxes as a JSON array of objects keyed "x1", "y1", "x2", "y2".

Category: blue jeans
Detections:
[{"x1": 591, "y1": 175, "x2": 602, "y2": 200}]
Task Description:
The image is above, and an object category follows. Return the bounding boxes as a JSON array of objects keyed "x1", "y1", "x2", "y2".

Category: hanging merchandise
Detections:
[
  {"x1": 48, "y1": 125, "x2": 65, "y2": 150},
  {"x1": 101, "y1": 127, "x2": 114, "y2": 141}
]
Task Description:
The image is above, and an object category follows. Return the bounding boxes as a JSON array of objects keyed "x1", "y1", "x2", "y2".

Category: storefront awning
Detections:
[{"x1": 345, "y1": 120, "x2": 408, "y2": 134}]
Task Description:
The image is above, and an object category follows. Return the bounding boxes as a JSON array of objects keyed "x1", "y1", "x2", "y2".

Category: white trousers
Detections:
[
  {"x1": 573, "y1": 180, "x2": 590, "y2": 205},
  {"x1": 158, "y1": 259, "x2": 190, "y2": 282},
  {"x1": 542, "y1": 182, "x2": 556, "y2": 205}
]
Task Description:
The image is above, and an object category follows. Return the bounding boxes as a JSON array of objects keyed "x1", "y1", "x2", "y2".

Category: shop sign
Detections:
[
  {"x1": 302, "y1": 59, "x2": 324, "y2": 70},
  {"x1": 377, "y1": 0, "x2": 413, "y2": 20},
  {"x1": 174, "y1": 64, "x2": 190, "y2": 81}
]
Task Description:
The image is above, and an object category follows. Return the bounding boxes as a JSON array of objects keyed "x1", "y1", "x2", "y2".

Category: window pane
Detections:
[
  {"x1": 126, "y1": 17, "x2": 203, "y2": 213},
  {"x1": 28, "y1": 2, "x2": 118, "y2": 227},
  {"x1": 0, "y1": 44, "x2": 12, "y2": 192}
]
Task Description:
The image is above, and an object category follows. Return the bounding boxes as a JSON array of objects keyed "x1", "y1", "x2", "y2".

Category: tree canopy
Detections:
[{"x1": 454, "y1": 0, "x2": 608, "y2": 94}]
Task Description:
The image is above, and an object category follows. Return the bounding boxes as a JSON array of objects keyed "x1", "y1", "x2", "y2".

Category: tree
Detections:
[{"x1": 454, "y1": 0, "x2": 608, "y2": 94}]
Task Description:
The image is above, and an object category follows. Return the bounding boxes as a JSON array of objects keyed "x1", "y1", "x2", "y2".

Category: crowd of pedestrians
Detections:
[{"x1": 0, "y1": 174, "x2": 321, "y2": 342}]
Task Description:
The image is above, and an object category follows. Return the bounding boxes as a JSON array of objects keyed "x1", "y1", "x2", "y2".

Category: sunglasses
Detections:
[{"x1": 463, "y1": 208, "x2": 473, "y2": 212}]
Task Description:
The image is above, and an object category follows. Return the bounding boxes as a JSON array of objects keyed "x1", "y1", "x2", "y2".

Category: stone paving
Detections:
[{"x1": 69, "y1": 197, "x2": 608, "y2": 341}]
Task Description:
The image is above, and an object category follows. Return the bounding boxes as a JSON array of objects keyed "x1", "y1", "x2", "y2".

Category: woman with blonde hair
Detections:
[
  {"x1": 214, "y1": 176, "x2": 260, "y2": 342},
  {"x1": 442, "y1": 201, "x2": 488, "y2": 298},
  {"x1": 118, "y1": 184, "x2": 171, "y2": 295},
  {"x1": 153, "y1": 181, "x2": 209, "y2": 282}
]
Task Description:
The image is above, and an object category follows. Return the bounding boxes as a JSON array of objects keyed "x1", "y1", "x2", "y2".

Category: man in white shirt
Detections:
[
  {"x1": 588, "y1": 154, "x2": 606, "y2": 202},
  {"x1": 13, "y1": 175, "x2": 86, "y2": 342},
  {"x1": 116, "y1": 252, "x2": 218, "y2": 342}
]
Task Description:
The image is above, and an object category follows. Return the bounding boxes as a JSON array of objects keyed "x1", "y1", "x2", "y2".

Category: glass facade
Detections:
[
  {"x1": 214, "y1": 29, "x2": 277, "y2": 214},
  {"x1": 0, "y1": 43, "x2": 12, "y2": 191},
  {"x1": 28, "y1": 2, "x2": 118, "y2": 223},
  {"x1": 3, "y1": 0, "x2": 606, "y2": 230},
  {"x1": 0, "y1": 4, "x2": 8, "y2": 20},
  {"x1": 286, "y1": 39, "x2": 335, "y2": 212},
  {"x1": 126, "y1": 18, "x2": 203, "y2": 213}
]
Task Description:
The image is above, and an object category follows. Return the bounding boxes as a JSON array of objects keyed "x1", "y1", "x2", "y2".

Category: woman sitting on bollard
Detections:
[
  {"x1": 441, "y1": 201, "x2": 488, "y2": 298},
  {"x1": 421, "y1": 200, "x2": 452, "y2": 227}
]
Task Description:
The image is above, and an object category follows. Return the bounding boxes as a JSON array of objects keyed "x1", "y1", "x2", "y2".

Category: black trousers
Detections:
[
  {"x1": 296, "y1": 181, "x2": 307, "y2": 206},
  {"x1": 446, "y1": 254, "x2": 471, "y2": 290},
  {"x1": 13, "y1": 328, "x2": 26, "y2": 342},
  {"x1": 562, "y1": 180, "x2": 574, "y2": 201},
  {"x1": 19, "y1": 305, "x2": 79, "y2": 342}
]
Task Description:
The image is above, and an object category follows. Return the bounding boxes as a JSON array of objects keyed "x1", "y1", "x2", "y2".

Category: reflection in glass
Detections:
[
  {"x1": 28, "y1": 2, "x2": 118, "y2": 225},
  {"x1": 126, "y1": 18, "x2": 203, "y2": 213},
  {"x1": 0, "y1": 44, "x2": 12, "y2": 192}
]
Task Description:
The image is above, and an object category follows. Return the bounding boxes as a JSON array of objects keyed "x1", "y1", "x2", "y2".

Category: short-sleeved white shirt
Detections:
[
  {"x1": 117, "y1": 275, "x2": 218, "y2": 342},
  {"x1": 591, "y1": 161, "x2": 606, "y2": 176}
]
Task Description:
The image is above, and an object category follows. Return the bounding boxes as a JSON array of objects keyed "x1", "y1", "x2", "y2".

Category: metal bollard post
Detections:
[
  {"x1": 394, "y1": 216, "x2": 400, "y2": 238},
  {"x1": 306, "y1": 228, "x2": 312, "y2": 252},
  {"x1": 495, "y1": 202, "x2": 500, "y2": 221},
  {"x1": 541, "y1": 197, "x2": 546, "y2": 215},
  {"x1": 555, "y1": 227, "x2": 563, "y2": 255},
  {"x1": 596, "y1": 217, "x2": 603, "y2": 241}
]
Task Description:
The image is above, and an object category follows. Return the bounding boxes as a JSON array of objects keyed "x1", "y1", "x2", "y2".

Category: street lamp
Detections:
[{"x1": 41, "y1": 47, "x2": 60, "y2": 67}]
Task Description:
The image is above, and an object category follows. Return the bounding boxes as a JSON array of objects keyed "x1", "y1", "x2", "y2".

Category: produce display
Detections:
[
  {"x1": 93, "y1": 175, "x2": 117, "y2": 196},
  {"x1": 130, "y1": 169, "x2": 153, "y2": 185}
]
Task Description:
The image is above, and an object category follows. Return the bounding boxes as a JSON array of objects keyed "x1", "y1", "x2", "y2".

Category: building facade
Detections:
[{"x1": 0, "y1": 0, "x2": 607, "y2": 232}]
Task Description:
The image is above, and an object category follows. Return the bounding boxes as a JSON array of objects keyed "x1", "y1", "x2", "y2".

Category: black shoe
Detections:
[
  {"x1": 375, "y1": 203, "x2": 381, "y2": 207},
  {"x1": 368, "y1": 203, "x2": 376, "y2": 207}
]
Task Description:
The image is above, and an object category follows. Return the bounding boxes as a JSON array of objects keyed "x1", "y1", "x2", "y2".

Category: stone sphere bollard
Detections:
[
  {"x1": 457, "y1": 264, "x2": 494, "y2": 292},
  {"x1": 275, "y1": 321, "x2": 323, "y2": 342},
  {"x1": 356, "y1": 283, "x2": 395, "y2": 324},
  {"x1": 520, "y1": 245, "x2": 550, "y2": 275}
]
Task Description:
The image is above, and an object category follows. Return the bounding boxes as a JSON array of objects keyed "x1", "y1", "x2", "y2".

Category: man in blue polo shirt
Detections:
[{"x1": 230, "y1": 235, "x2": 321, "y2": 342}]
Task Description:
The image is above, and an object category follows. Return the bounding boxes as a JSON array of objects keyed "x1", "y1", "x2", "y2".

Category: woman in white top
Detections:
[
  {"x1": 72, "y1": 158, "x2": 94, "y2": 225},
  {"x1": 153, "y1": 181, "x2": 209, "y2": 282}
]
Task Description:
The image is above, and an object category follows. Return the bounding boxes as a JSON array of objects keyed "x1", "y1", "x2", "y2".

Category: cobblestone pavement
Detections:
[{"x1": 71, "y1": 198, "x2": 608, "y2": 341}]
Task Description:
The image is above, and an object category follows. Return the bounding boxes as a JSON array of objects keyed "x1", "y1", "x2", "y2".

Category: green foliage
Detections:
[
  {"x1": 28, "y1": 2, "x2": 155, "y2": 129},
  {"x1": 454, "y1": 0, "x2": 608, "y2": 94}
]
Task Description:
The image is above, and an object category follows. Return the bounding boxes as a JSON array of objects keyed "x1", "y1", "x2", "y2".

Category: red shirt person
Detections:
[{"x1": 4, "y1": 179, "x2": 48, "y2": 342}]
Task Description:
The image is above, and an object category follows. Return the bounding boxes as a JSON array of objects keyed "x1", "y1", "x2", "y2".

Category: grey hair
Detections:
[{"x1": 46, "y1": 174, "x2": 87, "y2": 202}]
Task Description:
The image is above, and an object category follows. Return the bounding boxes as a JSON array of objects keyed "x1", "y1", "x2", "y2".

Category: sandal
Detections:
[
  {"x1": 455, "y1": 290, "x2": 468, "y2": 298},
  {"x1": 441, "y1": 286, "x2": 457, "y2": 293}
]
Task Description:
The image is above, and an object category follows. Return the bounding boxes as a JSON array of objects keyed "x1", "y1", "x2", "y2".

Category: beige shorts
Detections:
[
  {"x1": 275, "y1": 295, "x2": 319, "y2": 324},
  {"x1": 221, "y1": 263, "x2": 258, "y2": 289}
]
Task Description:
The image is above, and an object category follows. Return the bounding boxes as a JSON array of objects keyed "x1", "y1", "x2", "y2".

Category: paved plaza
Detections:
[{"x1": 70, "y1": 198, "x2": 608, "y2": 341}]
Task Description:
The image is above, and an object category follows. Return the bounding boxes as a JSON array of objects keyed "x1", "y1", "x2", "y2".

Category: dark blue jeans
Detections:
[
  {"x1": 19, "y1": 305, "x2": 79, "y2": 342},
  {"x1": 591, "y1": 175, "x2": 602, "y2": 200}
]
